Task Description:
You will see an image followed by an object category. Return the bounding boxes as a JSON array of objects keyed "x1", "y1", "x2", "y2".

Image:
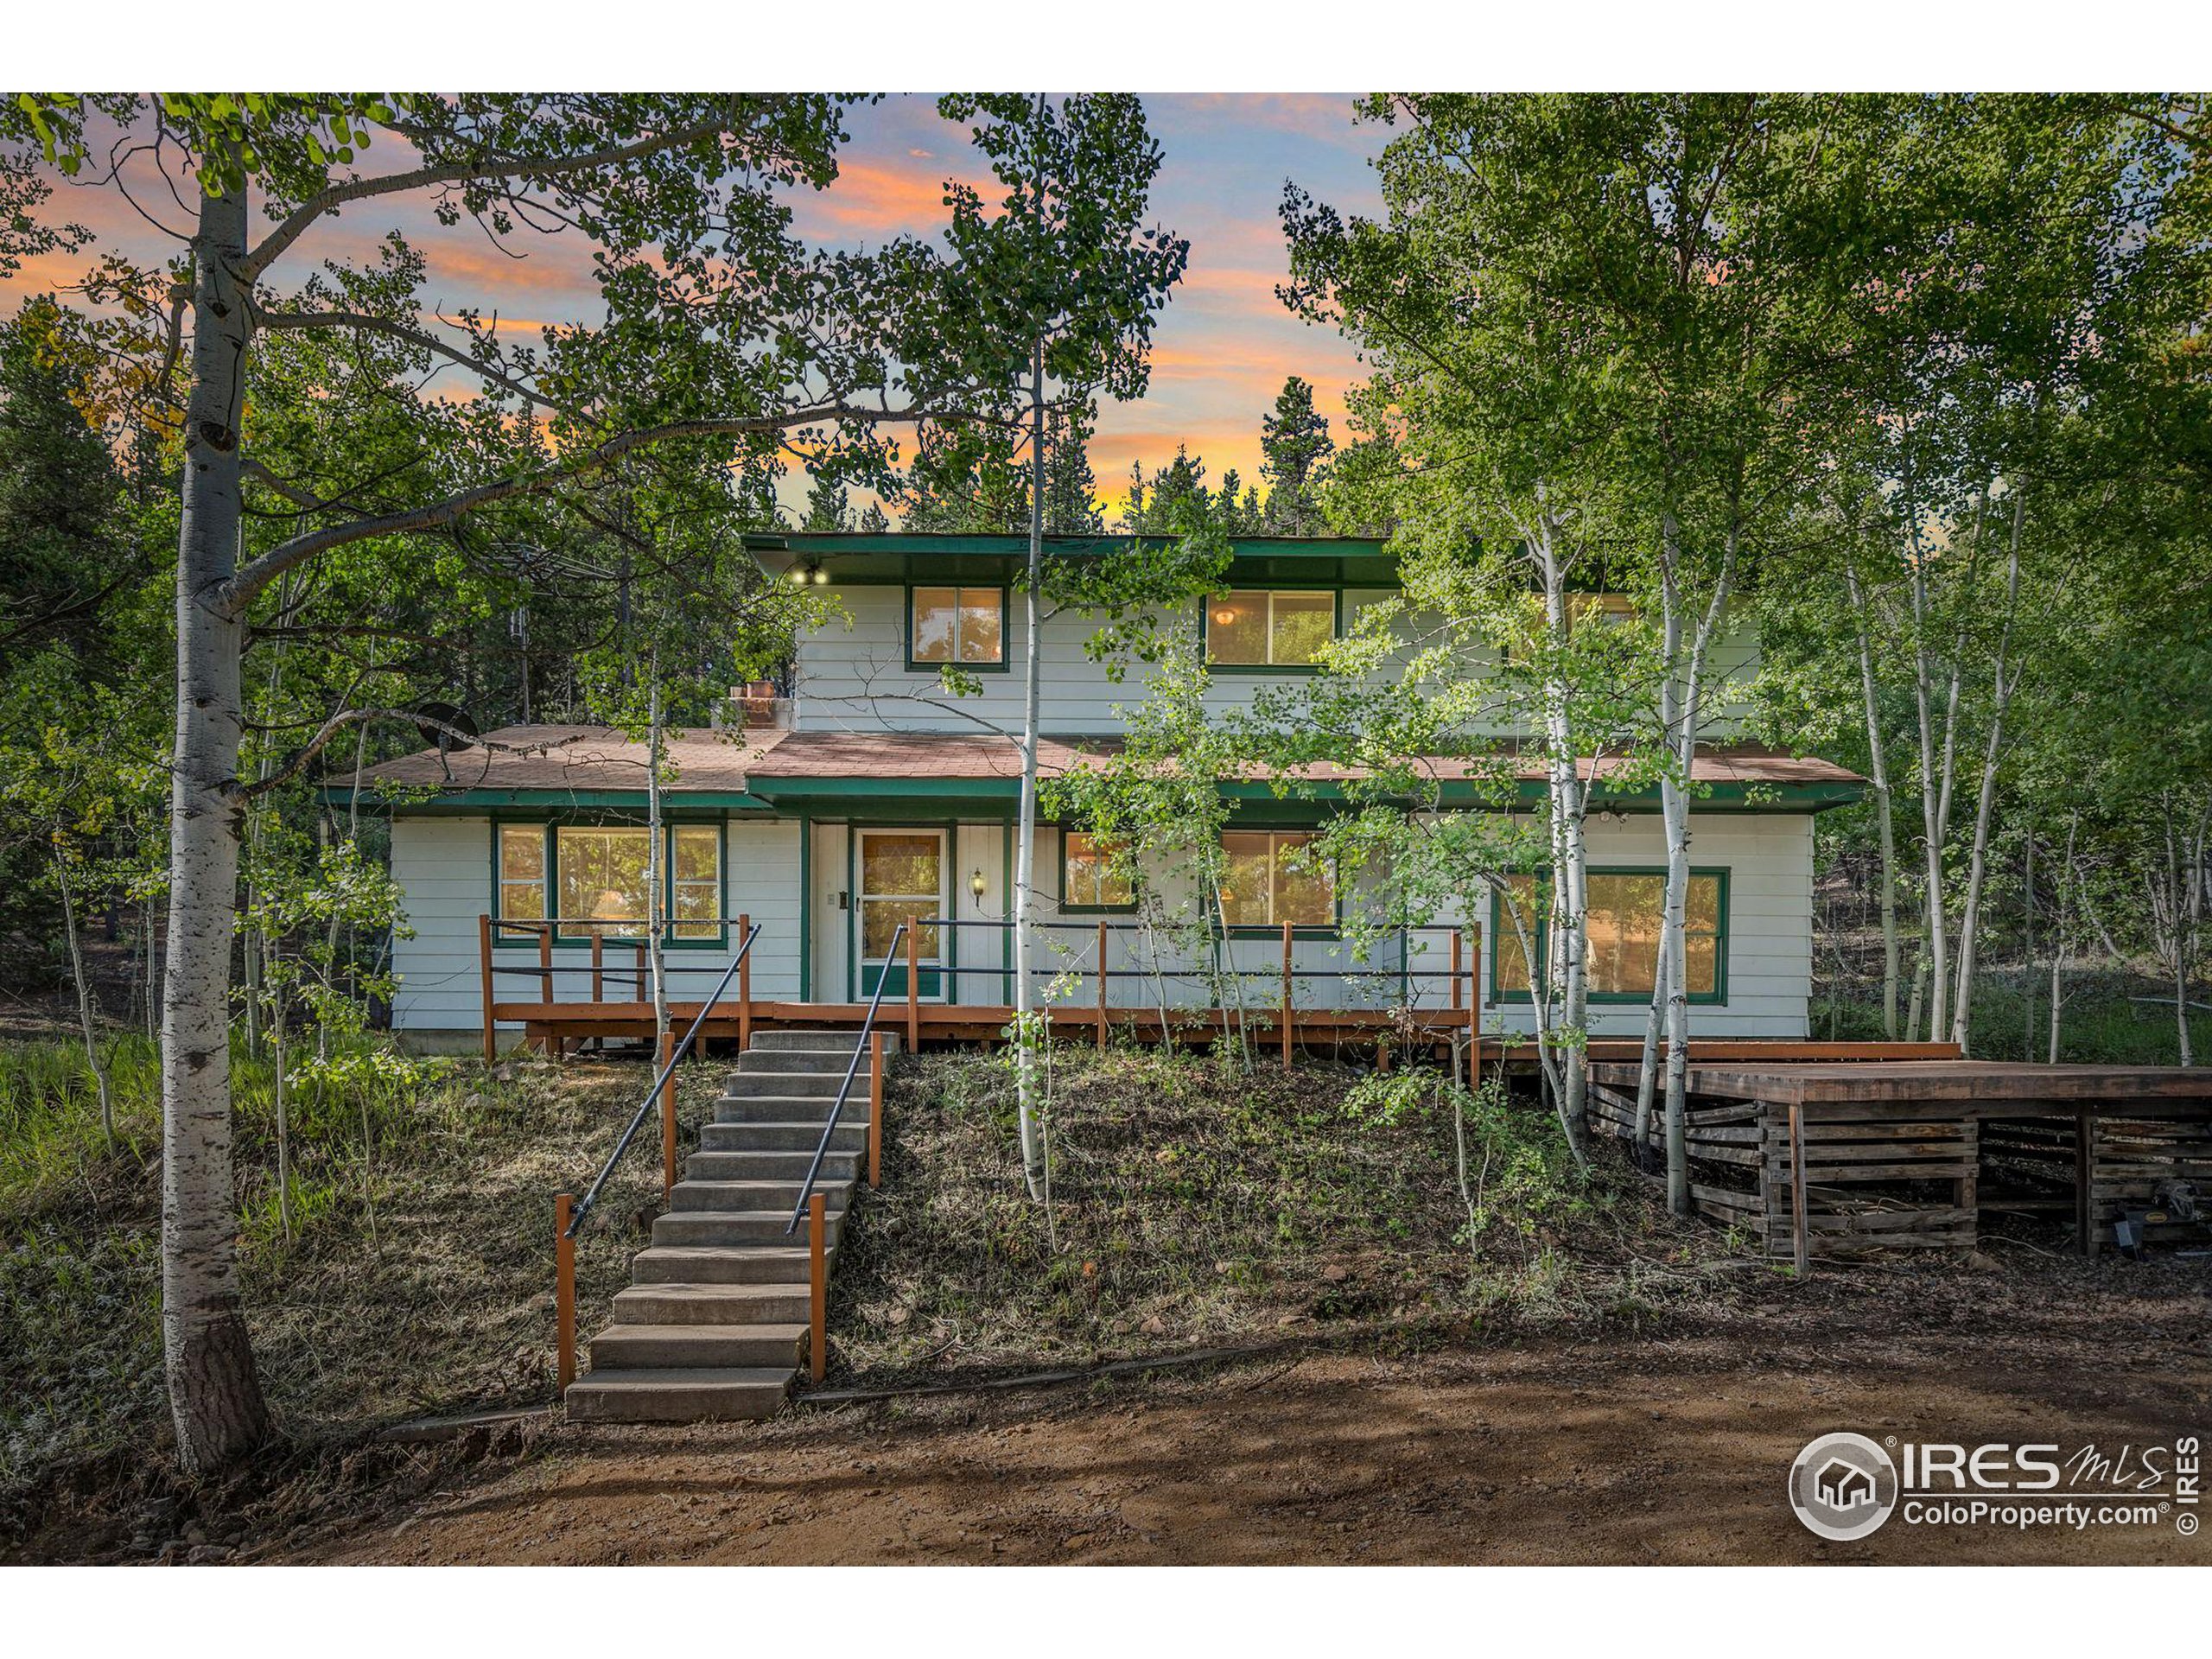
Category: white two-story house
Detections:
[{"x1": 334, "y1": 531, "x2": 1862, "y2": 1052}]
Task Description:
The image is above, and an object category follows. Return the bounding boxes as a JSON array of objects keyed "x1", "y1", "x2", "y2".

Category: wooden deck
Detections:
[
  {"x1": 1589, "y1": 1059, "x2": 2212, "y2": 1264},
  {"x1": 495, "y1": 995, "x2": 1961, "y2": 1068}
]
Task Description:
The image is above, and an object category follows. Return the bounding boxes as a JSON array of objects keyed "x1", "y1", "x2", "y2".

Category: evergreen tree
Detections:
[
  {"x1": 803, "y1": 475, "x2": 853, "y2": 532},
  {"x1": 857, "y1": 500, "x2": 890, "y2": 534},
  {"x1": 1259, "y1": 374, "x2": 1333, "y2": 535}
]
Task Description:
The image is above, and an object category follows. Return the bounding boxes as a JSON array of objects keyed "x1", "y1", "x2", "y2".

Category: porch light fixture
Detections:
[
  {"x1": 789, "y1": 557, "x2": 830, "y2": 586},
  {"x1": 970, "y1": 868, "x2": 988, "y2": 909}
]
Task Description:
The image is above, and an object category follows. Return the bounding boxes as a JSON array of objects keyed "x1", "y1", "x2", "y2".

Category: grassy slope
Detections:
[
  {"x1": 1, "y1": 1034, "x2": 721, "y2": 1535},
  {"x1": 827, "y1": 1045, "x2": 1695, "y2": 1384}
]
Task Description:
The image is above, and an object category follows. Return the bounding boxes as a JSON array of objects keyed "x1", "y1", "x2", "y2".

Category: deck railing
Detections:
[
  {"x1": 549, "y1": 918, "x2": 762, "y2": 1395},
  {"x1": 480, "y1": 913, "x2": 754, "y2": 1061}
]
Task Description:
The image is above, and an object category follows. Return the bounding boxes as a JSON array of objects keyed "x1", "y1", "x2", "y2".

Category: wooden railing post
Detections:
[
  {"x1": 1467, "y1": 928, "x2": 1481, "y2": 1091},
  {"x1": 868, "y1": 1033, "x2": 886, "y2": 1189},
  {"x1": 590, "y1": 931, "x2": 604, "y2": 1004},
  {"x1": 659, "y1": 1030, "x2": 677, "y2": 1204},
  {"x1": 479, "y1": 914, "x2": 496, "y2": 1062},
  {"x1": 538, "y1": 922, "x2": 556, "y2": 1059},
  {"x1": 1450, "y1": 928, "x2": 1463, "y2": 1012},
  {"x1": 906, "y1": 927, "x2": 920, "y2": 1052},
  {"x1": 1281, "y1": 919, "x2": 1294, "y2": 1071},
  {"x1": 808, "y1": 1191, "x2": 829, "y2": 1383},
  {"x1": 1096, "y1": 918, "x2": 1109, "y2": 1051},
  {"x1": 737, "y1": 912, "x2": 753, "y2": 1052},
  {"x1": 554, "y1": 1192, "x2": 575, "y2": 1395}
]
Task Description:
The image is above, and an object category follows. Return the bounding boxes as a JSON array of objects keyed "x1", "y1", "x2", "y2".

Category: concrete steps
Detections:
[{"x1": 563, "y1": 1029, "x2": 872, "y2": 1424}]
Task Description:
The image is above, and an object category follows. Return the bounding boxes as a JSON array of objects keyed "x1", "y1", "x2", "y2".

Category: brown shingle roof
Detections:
[
  {"x1": 346, "y1": 724, "x2": 785, "y2": 793},
  {"x1": 343, "y1": 724, "x2": 1862, "y2": 797}
]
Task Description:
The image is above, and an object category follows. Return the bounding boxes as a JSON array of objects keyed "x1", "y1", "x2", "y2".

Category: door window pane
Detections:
[{"x1": 860, "y1": 834, "x2": 943, "y2": 962}]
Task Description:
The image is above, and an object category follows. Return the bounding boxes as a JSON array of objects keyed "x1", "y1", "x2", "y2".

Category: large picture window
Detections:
[
  {"x1": 909, "y1": 584, "x2": 1006, "y2": 668},
  {"x1": 1062, "y1": 831, "x2": 1135, "y2": 911},
  {"x1": 1492, "y1": 868, "x2": 1726, "y2": 1001},
  {"x1": 1217, "y1": 830, "x2": 1334, "y2": 930},
  {"x1": 1205, "y1": 589, "x2": 1335, "y2": 667},
  {"x1": 494, "y1": 823, "x2": 722, "y2": 943}
]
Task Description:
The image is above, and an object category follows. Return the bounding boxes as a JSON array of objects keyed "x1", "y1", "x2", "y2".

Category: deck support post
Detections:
[
  {"x1": 1096, "y1": 919, "x2": 1109, "y2": 1051},
  {"x1": 907, "y1": 929, "x2": 921, "y2": 1052},
  {"x1": 1281, "y1": 920, "x2": 1294, "y2": 1072},
  {"x1": 478, "y1": 914, "x2": 495, "y2": 1062},
  {"x1": 2075, "y1": 1109, "x2": 2094, "y2": 1257},
  {"x1": 868, "y1": 1033, "x2": 887, "y2": 1188},
  {"x1": 659, "y1": 1031, "x2": 677, "y2": 1204},
  {"x1": 808, "y1": 1192, "x2": 829, "y2": 1383},
  {"x1": 554, "y1": 1192, "x2": 575, "y2": 1395},
  {"x1": 737, "y1": 912, "x2": 753, "y2": 1052},
  {"x1": 1788, "y1": 1100, "x2": 1810, "y2": 1276}
]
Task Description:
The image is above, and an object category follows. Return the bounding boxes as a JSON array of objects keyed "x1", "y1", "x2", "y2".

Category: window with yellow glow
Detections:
[
  {"x1": 1217, "y1": 830, "x2": 1334, "y2": 928},
  {"x1": 1205, "y1": 589, "x2": 1334, "y2": 666},
  {"x1": 1062, "y1": 832, "x2": 1135, "y2": 910},
  {"x1": 1493, "y1": 869, "x2": 1724, "y2": 1000},
  {"x1": 910, "y1": 585, "x2": 1005, "y2": 666}
]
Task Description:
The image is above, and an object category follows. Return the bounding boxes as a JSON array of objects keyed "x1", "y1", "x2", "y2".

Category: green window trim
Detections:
[
  {"x1": 1058, "y1": 828, "x2": 1138, "y2": 914},
  {"x1": 1488, "y1": 865, "x2": 1730, "y2": 1006},
  {"x1": 489, "y1": 817, "x2": 731, "y2": 950},
  {"x1": 905, "y1": 581, "x2": 1011, "y2": 673},
  {"x1": 1201, "y1": 587, "x2": 1342, "y2": 675}
]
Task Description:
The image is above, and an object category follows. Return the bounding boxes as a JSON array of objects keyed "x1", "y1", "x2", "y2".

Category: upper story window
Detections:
[
  {"x1": 909, "y1": 584, "x2": 1006, "y2": 669},
  {"x1": 496, "y1": 823, "x2": 723, "y2": 942},
  {"x1": 1062, "y1": 831, "x2": 1135, "y2": 911},
  {"x1": 1217, "y1": 830, "x2": 1335, "y2": 930},
  {"x1": 1205, "y1": 589, "x2": 1335, "y2": 668},
  {"x1": 1493, "y1": 868, "x2": 1726, "y2": 1001}
]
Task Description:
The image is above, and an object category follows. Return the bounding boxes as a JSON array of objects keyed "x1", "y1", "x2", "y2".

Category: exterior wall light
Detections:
[{"x1": 970, "y1": 868, "x2": 988, "y2": 909}]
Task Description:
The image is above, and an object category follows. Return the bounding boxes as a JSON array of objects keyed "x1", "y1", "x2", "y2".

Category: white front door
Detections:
[{"x1": 854, "y1": 829, "x2": 947, "y2": 1001}]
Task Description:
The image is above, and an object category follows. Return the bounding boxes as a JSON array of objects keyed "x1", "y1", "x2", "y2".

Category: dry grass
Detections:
[{"x1": 825, "y1": 1043, "x2": 1717, "y2": 1385}]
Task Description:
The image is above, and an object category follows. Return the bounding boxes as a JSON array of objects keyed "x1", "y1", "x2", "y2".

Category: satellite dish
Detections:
[{"x1": 415, "y1": 702, "x2": 480, "y2": 752}]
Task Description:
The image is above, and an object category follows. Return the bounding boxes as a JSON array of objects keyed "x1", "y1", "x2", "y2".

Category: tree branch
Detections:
[
  {"x1": 238, "y1": 107, "x2": 742, "y2": 283},
  {"x1": 252, "y1": 306, "x2": 585, "y2": 420}
]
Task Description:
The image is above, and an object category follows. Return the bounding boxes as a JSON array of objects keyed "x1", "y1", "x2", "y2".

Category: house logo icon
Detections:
[{"x1": 1789, "y1": 1433, "x2": 1899, "y2": 1541}]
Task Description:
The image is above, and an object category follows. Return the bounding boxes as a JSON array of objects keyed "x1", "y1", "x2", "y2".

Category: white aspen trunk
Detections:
[
  {"x1": 1013, "y1": 340, "x2": 1046, "y2": 1197},
  {"x1": 162, "y1": 171, "x2": 272, "y2": 1471},
  {"x1": 1652, "y1": 511, "x2": 1689, "y2": 1215},
  {"x1": 1658, "y1": 515, "x2": 1732, "y2": 1218},
  {"x1": 1948, "y1": 490, "x2": 2024, "y2": 1056},
  {"x1": 54, "y1": 842, "x2": 115, "y2": 1141},
  {"x1": 1910, "y1": 563, "x2": 1951, "y2": 1043},
  {"x1": 271, "y1": 965, "x2": 291, "y2": 1243},
  {"x1": 1535, "y1": 512, "x2": 1589, "y2": 1157},
  {"x1": 1633, "y1": 956, "x2": 1667, "y2": 1148},
  {"x1": 645, "y1": 655, "x2": 669, "y2": 1047},
  {"x1": 1846, "y1": 564, "x2": 1900, "y2": 1039}
]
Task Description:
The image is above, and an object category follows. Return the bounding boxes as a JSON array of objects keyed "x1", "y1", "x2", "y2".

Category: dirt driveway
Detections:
[{"x1": 295, "y1": 1267, "x2": 2212, "y2": 1567}]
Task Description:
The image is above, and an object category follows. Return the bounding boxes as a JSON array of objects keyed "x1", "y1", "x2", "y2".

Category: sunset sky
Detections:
[{"x1": 1, "y1": 95, "x2": 1387, "y2": 521}]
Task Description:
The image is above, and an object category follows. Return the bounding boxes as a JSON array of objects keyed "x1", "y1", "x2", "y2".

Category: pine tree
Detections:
[
  {"x1": 803, "y1": 475, "x2": 852, "y2": 532},
  {"x1": 857, "y1": 500, "x2": 890, "y2": 534},
  {"x1": 1259, "y1": 374, "x2": 1333, "y2": 535}
]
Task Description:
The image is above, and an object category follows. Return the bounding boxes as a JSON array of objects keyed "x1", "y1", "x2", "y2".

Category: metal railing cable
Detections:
[
  {"x1": 785, "y1": 920, "x2": 906, "y2": 1236},
  {"x1": 562, "y1": 920, "x2": 761, "y2": 1240}
]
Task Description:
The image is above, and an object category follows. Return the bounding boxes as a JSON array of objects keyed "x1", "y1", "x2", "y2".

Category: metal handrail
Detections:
[
  {"x1": 563, "y1": 921, "x2": 762, "y2": 1240},
  {"x1": 913, "y1": 916, "x2": 1472, "y2": 984},
  {"x1": 785, "y1": 920, "x2": 906, "y2": 1236}
]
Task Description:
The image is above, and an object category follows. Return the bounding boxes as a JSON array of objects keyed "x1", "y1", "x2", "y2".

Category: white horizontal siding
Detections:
[
  {"x1": 792, "y1": 584, "x2": 1762, "y2": 741},
  {"x1": 386, "y1": 808, "x2": 1812, "y2": 1040}
]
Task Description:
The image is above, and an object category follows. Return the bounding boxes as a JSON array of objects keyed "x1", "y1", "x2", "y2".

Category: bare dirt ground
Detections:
[{"x1": 288, "y1": 1268, "x2": 2212, "y2": 1567}]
